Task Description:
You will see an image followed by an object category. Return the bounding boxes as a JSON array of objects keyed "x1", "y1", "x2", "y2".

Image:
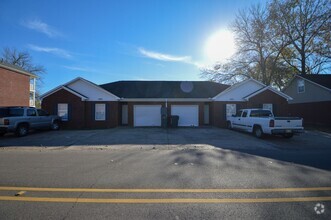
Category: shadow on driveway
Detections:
[{"x1": 1, "y1": 127, "x2": 331, "y2": 170}]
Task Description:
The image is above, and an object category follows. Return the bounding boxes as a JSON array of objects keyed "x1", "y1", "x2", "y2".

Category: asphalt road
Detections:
[{"x1": 0, "y1": 128, "x2": 331, "y2": 219}]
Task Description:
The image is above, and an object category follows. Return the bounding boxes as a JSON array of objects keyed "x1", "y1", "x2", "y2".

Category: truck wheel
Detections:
[
  {"x1": 283, "y1": 133, "x2": 293, "y2": 138},
  {"x1": 50, "y1": 120, "x2": 60, "y2": 130},
  {"x1": 253, "y1": 126, "x2": 263, "y2": 138},
  {"x1": 16, "y1": 124, "x2": 29, "y2": 137},
  {"x1": 227, "y1": 121, "x2": 232, "y2": 130}
]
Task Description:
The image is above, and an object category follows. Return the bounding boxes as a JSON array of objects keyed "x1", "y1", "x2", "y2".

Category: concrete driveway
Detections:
[
  {"x1": 0, "y1": 127, "x2": 330, "y2": 150},
  {"x1": 1, "y1": 127, "x2": 331, "y2": 170}
]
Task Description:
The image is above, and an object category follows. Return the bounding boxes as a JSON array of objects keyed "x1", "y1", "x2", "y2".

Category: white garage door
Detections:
[
  {"x1": 134, "y1": 105, "x2": 161, "y2": 127},
  {"x1": 171, "y1": 105, "x2": 199, "y2": 127}
]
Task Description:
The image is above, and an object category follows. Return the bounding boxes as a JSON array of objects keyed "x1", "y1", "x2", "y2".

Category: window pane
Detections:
[
  {"x1": 27, "y1": 109, "x2": 37, "y2": 116},
  {"x1": 297, "y1": 79, "x2": 305, "y2": 93},
  {"x1": 95, "y1": 104, "x2": 106, "y2": 121},
  {"x1": 58, "y1": 104, "x2": 68, "y2": 121}
]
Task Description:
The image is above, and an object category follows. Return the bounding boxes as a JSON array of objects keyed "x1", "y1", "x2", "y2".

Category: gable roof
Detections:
[
  {"x1": 40, "y1": 77, "x2": 119, "y2": 100},
  {"x1": 243, "y1": 86, "x2": 293, "y2": 101},
  {"x1": 212, "y1": 78, "x2": 266, "y2": 100},
  {"x1": 298, "y1": 74, "x2": 331, "y2": 90},
  {"x1": 0, "y1": 61, "x2": 37, "y2": 78},
  {"x1": 100, "y1": 81, "x2": 229, "y2": 99}
]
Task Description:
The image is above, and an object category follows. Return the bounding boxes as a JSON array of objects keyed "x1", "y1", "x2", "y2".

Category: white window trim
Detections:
[
  {"x1": 95, "y1": 103, "x2": 106, "y2": 121},
  {"x1": 58, "y1": 103, "x2": 68, "y2": 121}
]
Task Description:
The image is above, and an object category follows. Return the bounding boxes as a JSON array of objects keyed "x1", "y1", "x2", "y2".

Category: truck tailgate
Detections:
[{"x1": 274, "y1": 117, "x2": 303, "y2": 128}]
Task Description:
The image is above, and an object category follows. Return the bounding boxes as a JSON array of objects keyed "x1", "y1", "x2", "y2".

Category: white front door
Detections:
[
  {"x1": 133, "y1": 105, "x2": 161, "y2": 127},
  {"x1": 171, "y1": 105, "x2": 199, "y2": 127}
]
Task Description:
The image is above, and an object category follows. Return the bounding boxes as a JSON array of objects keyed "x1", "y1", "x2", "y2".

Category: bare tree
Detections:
[
  {"x1": 1, "y1": 47, "x2": 46, "y2": 107},
  {"x1": 1, "y1": 47, "x2": 45, "y2": 77},
  {"x1": 201, "y1": 4, "x2": 292, "y2": 89},
  {"x1": 269, "y1": 0, "x2": 331, "y2": 75}
]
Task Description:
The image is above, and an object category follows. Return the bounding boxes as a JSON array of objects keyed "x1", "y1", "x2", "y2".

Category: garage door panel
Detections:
[
  {"x1": 134, "y1": 105, "x2": 161, "y2": 127},
  {"x1": 171, "y1": 105, "x2": 199, "y2": 127}
]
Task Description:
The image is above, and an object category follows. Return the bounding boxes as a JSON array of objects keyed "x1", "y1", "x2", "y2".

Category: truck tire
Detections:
[
  {"x1": 283, "y1": 133, "x2": 294, "y2": 138},
  {"x1": 16, "y1": 124, "x2": 29, "y2": 137},
  {"x1": 50, "y1": 120, "x2": 60, "y2": 130},
  {"x1": 0, "y1": 132, "x2": 5, "y2": 136},
  {"x1": 253, "y1": 126, "x2": 263, "y2": 138}
]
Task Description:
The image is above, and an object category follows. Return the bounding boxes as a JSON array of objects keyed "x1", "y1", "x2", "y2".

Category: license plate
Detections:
[{"x1": 286, "y1": 130, "x2": 292, "y2": 133}]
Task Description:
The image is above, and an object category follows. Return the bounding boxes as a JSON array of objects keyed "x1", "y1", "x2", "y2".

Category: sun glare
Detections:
[{"x1": 204, "y1": 30, "x2": 236, "y2": 62}]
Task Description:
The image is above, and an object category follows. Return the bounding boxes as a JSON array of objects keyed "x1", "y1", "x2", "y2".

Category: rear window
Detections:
[
  {"x1": 250, "y1": 110, "x2": 272, "y2": 117},
  {"x1": 0, "y1": 108, "x2": 24, "y2": 117}
]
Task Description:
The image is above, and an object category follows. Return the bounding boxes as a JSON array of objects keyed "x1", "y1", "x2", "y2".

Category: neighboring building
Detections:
[
  {"x1": 0, "y1": 61, "x2": 37, "y2": 107},
  {"x1": 283, "y1": 74, "x2": 331, "y2": 126},
  {"x1": 41, "y1": 77, "x2": 292, "y2": 129}
]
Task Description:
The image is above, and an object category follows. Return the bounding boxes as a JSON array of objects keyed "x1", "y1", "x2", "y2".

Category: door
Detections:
[
  {"x1": 122, "y1": 105, "x2": 128, "y2": 125},
  {"x1": 133, "y1": 105, "x2": 161, "y2": 127},
  {"x1": 171, "y1": 105, "x2": 199, "y2": 127},
  {"x1": 26, "y1": 108, "x2": 39, "y2": 128},
  {"x1": 204, "y1": 104, "x2": 209, "y2": 124},
  {"x1": 37, "y1": 109, "x2": 51, "y2": 128}
]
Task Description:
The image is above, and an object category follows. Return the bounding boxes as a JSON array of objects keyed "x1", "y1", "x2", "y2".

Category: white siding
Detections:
[
  {"x1": 214, "y1": 80, "x2": 264, "y2": 101},
  {"x1": 283, "y1": 77, "x2": 331, "y2": 104},
  {"x1": 68, "y1": 79, "x2": 118, "y2": 101}
]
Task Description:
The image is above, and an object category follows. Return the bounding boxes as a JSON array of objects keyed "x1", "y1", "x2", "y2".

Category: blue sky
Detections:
[{"x1": 1, "y1": 0, "x2": 262, "y2": 93}]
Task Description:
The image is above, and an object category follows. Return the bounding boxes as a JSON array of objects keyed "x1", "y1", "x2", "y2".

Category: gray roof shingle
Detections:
[
  {"x1": 100, "y1": 81, "x2": 229, "y2": 98},
  {"x1": 300, "y1": 74, "x2": 331, "y2": 89}
]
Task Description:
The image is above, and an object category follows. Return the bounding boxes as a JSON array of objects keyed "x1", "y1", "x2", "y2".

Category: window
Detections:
[
  {"x1": 250, "y1": 110, "x2": 273, "y2": 117},
  {"x1": 297, "y1": 79, "x2": 305, "y2": 93},
  {"x1": 263, "y1": 104, "x2": 273, "y2": 112},
  {"x1": 95, "y1": 104, "x2": 106, "y2": 121},
  {"x1": 242, "y1": 111, "x2": 248, "y2": 117},
  {"x1": 58, "y1": 103, "x2": 68, "y2": 121},
  {"x1": 235, "y1": 110, "x2": 243, "y2": 117},
  {"x1": 37, "y1": 109, "x2": 48, "y2": 116},
  {"x1": 226, "y1": 104, "x2": 236, "y2": 118},
  {"x1": 0, "y1": 108, "x2": 24, "y2": 117},
  {"x1": 27, "y1": 109, "x2": 37, "y2": 116}
]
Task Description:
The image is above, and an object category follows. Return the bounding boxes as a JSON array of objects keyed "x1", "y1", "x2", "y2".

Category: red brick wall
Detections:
[
  {"x1": 42, "y1": 89, "x2": 85, "y2": 129},
  {"x1": 248, "y1": 90, "x2": 289, "y2": 116},
  {"x1": 0, "y1": 67, "x2": 30, "y2": 106},
  {"x1": 211, "y1": 102, "x2": 246, "y2": 127},
  {"x1": 42, "y1": 89, "x2": 120, "y2": 129},
  {"x1": 85, "y1": 101, "x2": 118, "y2": 129},
  {"x1": 288, "y1": 101, "x2": 331, "y2": 127}
]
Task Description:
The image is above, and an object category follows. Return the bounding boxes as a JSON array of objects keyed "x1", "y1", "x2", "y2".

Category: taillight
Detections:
[
  {"x1": 4, "y1": 119, "x2": 9, "y2": 125},
  {"x1": 269, "y1": 119, "x2": 274, "y2": 127}
]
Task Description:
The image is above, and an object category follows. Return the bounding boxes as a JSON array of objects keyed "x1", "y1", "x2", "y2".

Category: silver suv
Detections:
[{"x1": 0, "y1": 107, "x2": 61, "y2": 137}]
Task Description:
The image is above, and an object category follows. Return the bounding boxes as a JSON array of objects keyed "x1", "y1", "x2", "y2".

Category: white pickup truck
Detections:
[{"x1": 227, "y1": 109, "x2": 304, "y2": 138}]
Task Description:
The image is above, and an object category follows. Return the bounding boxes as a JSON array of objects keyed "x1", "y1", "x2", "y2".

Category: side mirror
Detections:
[{"x1": 232, "y1": 114, "x2": 236, "y2": 117}]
